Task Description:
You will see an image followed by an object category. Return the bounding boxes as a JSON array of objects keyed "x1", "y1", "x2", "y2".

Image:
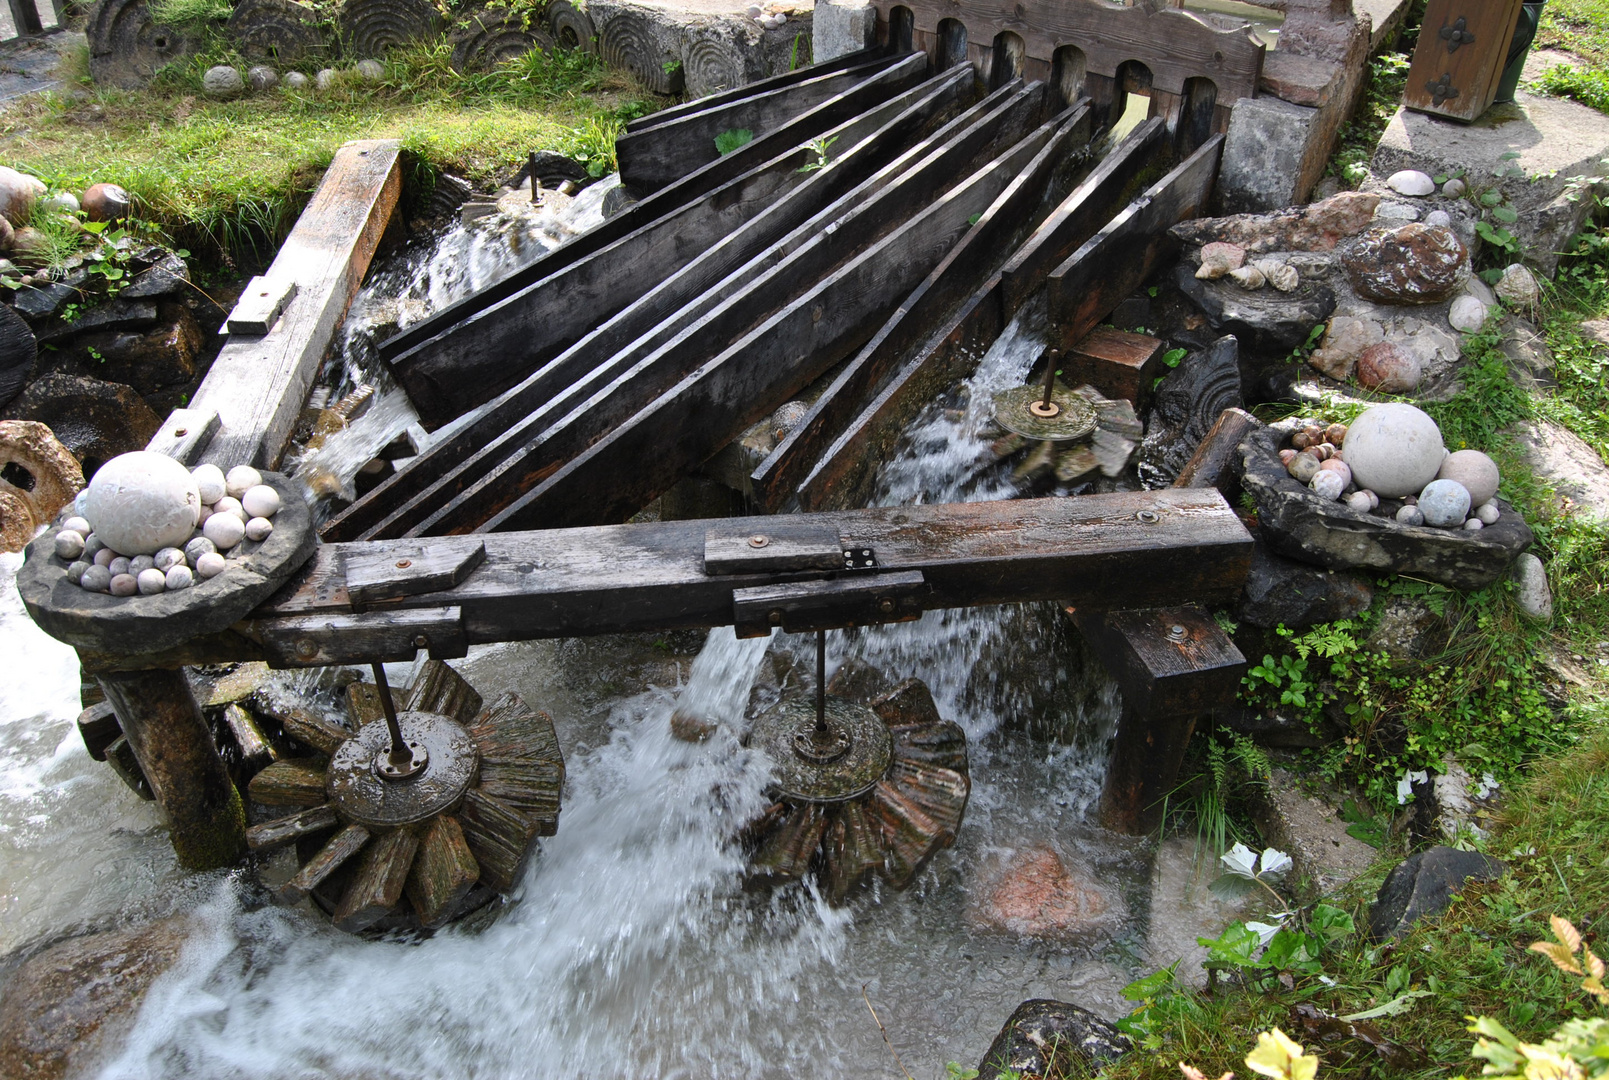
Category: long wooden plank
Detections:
[
  {"x1": 749, "y1": 100, "x2": 1095, "y2": 510},
  {"x1": 160, "y1": 140, "x2": 401, "y2": 470},
  {"x1": 381, "y1": 52, "x2": 930, "y2": 420},
  {"x1": 477, "y1": 118, "x2": 1062, "y2": 533},
  {"x1": 790, "y1": 119, "x2": 1172, "y2": 512},
  {"x1": 1047, "y1": 134, "x2": 1223, "y2": 348},
  {"x1": 323, "y1": 68, "x2": 975, "y2": 542},
  {"x1": 625, "y1": 47, "x2": 889, "y2": 134},
  {"x1": 353, "y1": 78, "x2": 1041, "y2": 541},
  {"x1": 616, "y1": 52, "x2": 907, "y2": 194}
]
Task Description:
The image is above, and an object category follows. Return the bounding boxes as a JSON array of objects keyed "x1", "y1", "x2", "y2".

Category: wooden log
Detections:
[
  {"x1": 77, "y1": 700, "x2": 121, "y2": 761},
  {"x1": 616, "y1": 52, "x2": 906, "y2": 194},
  {"x1": 103, "y1": 735, "x2": 153, "y2": 800},
  {"x1": 345, "y1": 539, "x2": 485, "y2": 610},
  {"x1": 99, "y1": 668, "x2": 246, "y2": 869},
  {"x1": 457, "y1": 788, "x2": 540, "y2": 892},
  {"x1": 477, "y1": 106, "x2": 1061, "y2": 533},
  {"x1": 168, "y1": 140, "x2": 402, "y2": 469},
  {"x1": 248, "y1": 759, "x2": 329, "y2": 807},
  {"x1": 333, "y1": 826, "x2": 420, "y2": 932},
  {"x1": 403, "y1": 658, "x2": 484, "y2": 724},
  {"x1": 346, "y1": 682, "x2": 384, "y2": 728},
  {"x1": 246, "y1": 802, "x2": 339, "y2": 852},
  {"x1": 405, "y1": 814, "x2": 480, "y2": 927},
  {"x1": 749, "y1": 100, "x2": 1095, "y2": 510},
  {"x1": 260, "y1": 606, "x2": 468, "y2": 669},
  {"x1": 223, "y1": 703, "x2": 277, "y2": 771},
  {"x1": 251, "y1": 692, "x2": 351, "y2": 755},
  {"x1": 276, "y1": 823, "x2": 369, "y2": 906},
  {"x1": 1047, "y1": 134, "x2": 1222, "y2": 351},
  {"x1": 1172, "y1": 406, "x2": 1257, "y2": 502},
  {"x1": 379, "y1": 54, "x2": 930, "y2": 427}
]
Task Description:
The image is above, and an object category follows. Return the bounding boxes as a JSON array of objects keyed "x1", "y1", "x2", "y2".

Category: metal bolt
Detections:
[
  {"x1": 1168, "y1": 624, "x2": 1187, "y2": 641},
  {"x1": 768, "y1": 609, "x2": 783, "y2": 625},
  {"x1": 396, "y1": 559, "x2": 412, "y2": 568},
  {"x1": 1136, "y1": 509, "x2": 1160, "y2": 524},
  {"x1": 748, "y1": 535, "x2": 770, "y2": 548},
  {"x1": 173, "y1": 427, "x2": 188, "y2": 437},
  {"x1": 414, "y1": 635, "x2": 429, "y2": 648},
  {"x1": 295, "y1": 638, "x2": 318, "y2": 659},
  {"x1": 878, "y1": 597, "x2": 896, "y2": 614}
]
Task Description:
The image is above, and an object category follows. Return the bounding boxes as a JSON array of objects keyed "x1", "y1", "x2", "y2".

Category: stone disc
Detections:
[
  {"x1": 327, "y1": 711, "x2": 479, "y2": 828},
  {"x1": 750, "y1": 696, "x2": 892, "y2": 804},
  {"x1": 993, "y1": 385, "x2": 1098, "y2": 442}
]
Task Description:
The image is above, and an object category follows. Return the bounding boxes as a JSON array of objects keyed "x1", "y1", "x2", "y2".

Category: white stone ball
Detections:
[
  {"x1": 245, "y1": 516, "x2": 274, "y2": 542},
  {"x1": 192, "y1": 464, "x2": 226, "y2": 505},
  {"x1": 62, "y1": 515, "x2": 89, "y2": 536},
  {"x1": 1345, "y1": 490, "x2": 1375, "y2": 513},
  {"x1": 225, "y1": 465, "x2": 263, "y2": 499},
  {"x1": 66, "y1": 560, "x2": 90, "y2": 584},
  {"x1": 165, "y1": 564, "x2": 195, "y2": 590},
  {"x1": 1425, "y1": 209, "x2": 1452, "y2": 229},
  {"x1": 316, "y1": 67, "x2": 337, "y2": 91},
  {"x1": 84, "y1": 451, "x2": 203, "y2": 556},
  {"x1": 283, "y1": 71, "x2": 310, "y2": 91},
  {"x1": 355, "y1": 58, "x2": 385, "y2": 82},
  {"x1": 109, "y1": 573, "x2": 137, "y2": 597},
  {"x1": 55, "y1": 529, "x2": 84, "y2": 560},
  {"x1": 1463, "y1": 517, "x2": 1484, "y2": 531},
  {"x1": 129, "y1": 554, "x2": 156, "y2": 575},
  {"x1": 1437, "y1": 449, "x2": 1500, "y2": 507},
  {"x1": 196, "y1": 551, "x2": 227, "y2": 578},
  {"x1": 241, "y1": 484, "x2": 281, "y2": 519},
  {"x1": 108, "y1": 556, "x2": 131, "y2": 577},
  {"x1": 203, "y1": 513, "x2": 246, "y2": 550},
  {"x1": 1419, "y1": 478, "x2": 1472, "y2": 527},
  {"x1": 1310, "y1": 471, "x2": 1345, "y2": 501},
  {"x1": 154, "y1": 547, "x2": 186, "y2": 572},
  {"x1": 213, "y1": 496, "x2": 247, "y2": 521},
  {"x1": 1449, "y1": 294, "x2": 1487, "y2": 333},
  {"x1": 137, "y1": 567, "x2": 167, "y2": 594},
  {"x1": 1476, "y1": 501, "x2": 1501, "y2": 525},
  {"x1": 1340, "y1": 404, "x2": 1446, "y2": 498},
  {"x1": 185, "y1": 536, "x2": 216, "y2": 565},
  {"x1": 247, "y1": 64, "x2": 279, "y2": 91},
  {"x1": 44, "y1": 191, "x2": 78, "y2": 215},
  {"x1": 81, "y1": 565, "x2": 112, "y2": 592},
  {"x1": 1387, "y1": 169, "x2": 1435, "y2": 197}
]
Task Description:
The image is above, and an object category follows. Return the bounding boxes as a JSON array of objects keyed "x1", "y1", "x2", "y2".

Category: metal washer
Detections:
[
  {"x1": 327, "y1": 712, "x2": 479, "y2": 828},
  {"x1": 750, "y1": 696, "x2": 892, "y2": 803},
  {"x1": 993, "y1": 384, "x2": 1098, "y2": 442}
]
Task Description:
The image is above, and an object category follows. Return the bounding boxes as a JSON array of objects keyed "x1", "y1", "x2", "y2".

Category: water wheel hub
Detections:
[
  {"x1": 752, "y1": 696, "x2": 892, "y2": 803},
  {"x1": 327, "y1": 711, "x2": 478, "y2": 828},
  {"x1": 993, "y1": 384, "x2": 1097, "y2": 442}
]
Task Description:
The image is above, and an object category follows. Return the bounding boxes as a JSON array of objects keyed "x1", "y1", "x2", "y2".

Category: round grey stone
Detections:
[
  {"x1": 202, "y1": 65, "x2": 245, "y2": 99},
  {"x1": 1396, "y1": 504, "x2": 1425, "y2": 526},
  {"x1": 355, "y1": 58, "x2": 385, "y2": 83},
  {"x1": 1419, "y1": 478, "x2": 1472, "y2": 527},
  {"x1": 1438, "y1": 449, "x2": 1500, "y2": 507},
  {"x1": 247, "y1": 64, "x2": 279, "y2": 92},
  {"x1": 136, "y1": 567, "x2": 167, "y2": 594},
  {"x1": 109, "y1": 573, "x2": 137, "y2": 597},
  {"x1": 1513, "y1": 552, "x2": 1552, "y2": 621},
  {"x1": 80, "y1": 565, "x2": 111, "y2": 592},
  {"x1": 283, "y1": 71, "x2": 310, "y2": 91},
  {"x1": 1341, "y1": 403, "x2": 1445, "y2": 498}
]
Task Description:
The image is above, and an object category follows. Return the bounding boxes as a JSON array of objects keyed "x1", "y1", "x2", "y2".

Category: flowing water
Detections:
[{"x1": 0, "y1": 191, "x2": 1256, "y2": 1078}]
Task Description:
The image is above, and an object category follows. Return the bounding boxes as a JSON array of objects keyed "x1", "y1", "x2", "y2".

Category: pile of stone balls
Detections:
[
  {"x1": 52, "y1": 452, "x2": 284, "y2": 597},
  {"x1": 1280, "y1": 403, "x2": 1502, "y2": 530}
]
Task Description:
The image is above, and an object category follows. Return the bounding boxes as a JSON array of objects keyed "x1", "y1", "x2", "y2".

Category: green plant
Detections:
[
  {"x1": 1285, "y1": 323, "x2": 1325, "y2": 366},
  {"x1": 789, "y1": 33, "x2": 811, "y2": 71},
  {"x1": 798, "y1": 134, "x2": 837, "y2": 173},
  {"x1": 1326, "y1": 51, "x2": 1410, "y2": 187},
  {"x1": 1532, "y1": 61, "x2": 1609, "y2": 115},
  {"x1": 1461, "y1": 917, "x2": 1609, "y2": 1078},
  {"x1": 713, "y1": 128, "x2": 753, "y2": 156},
  {"x1": 1246, "y1": 652, "x2": 1314, "y2": 708}
]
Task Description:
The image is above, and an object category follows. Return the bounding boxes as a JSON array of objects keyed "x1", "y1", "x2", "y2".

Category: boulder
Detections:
[
  {"x1": 1237, "y1": 536, "x2": 1374, "y2": 630},
  {"x1": 1, "y1": 373, "x2": 163, "y2": 475},
  {"x1": 1134, "y1": 335, "x2": 1241, "y2": 487},
  {"x1": 969, "y1": 846, "x2": 1123, "y2": 939},
  {"x1": 0, "y1": 301, "x2": 37, "y2": 409},
  {"x1": 1513, "y1": 552, "x2": 1552, "y2": 621},
  {"x1": 1366, "y1": 595, "x2": 1446, "y2": 661},
  {"x1": 1342, "y1": 224, "x2": 1469, "y2": 304},
  {"x1": 1171, "y1": 191, "x2": 1379, "y2": 254},
  {"x1": 35, "y1": 299, "x2": 160, "y2": 345},
  {"x1": 1341, "y1": 403, "x2": 1444, "y2": 498},
  {"x1": 1355, "y1": 341, "x2": 1421, "y2": 393},
  {"x1": 58, "y1": 305, "x2": 205, "y2": 396},
  {"x1": 1507, "y1": 419, "x2": 1609, "y2": 519},
  {"x1": 1174, "y1": 265, "x2": 1336, "y2": 354},
  {"x1": 119, "y1": 252, "x2": 190, "y2": 300},
  {"x1": 977, "y1": 999, "x2": 1130, "y2": 1080},
  {"x1": 1368, "y1": 846, "x2": 1504, "y2": 940},
  {"x1": 11, "y1": 275, "x2": 86, "y2": 321},
  {"x1": 80, "y1": 183, "x2": 131, "y2": 224}
]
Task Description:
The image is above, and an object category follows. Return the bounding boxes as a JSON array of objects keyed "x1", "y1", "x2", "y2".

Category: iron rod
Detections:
[
  {"x1": 1038, "y1": 348, "x2": 1060, "y2": 410},
  {"x1": 815, "y1": 629, "x2": 827, "y2": 734},
  {"x1": 370, "y1": 662, "x2": 409, "y2": 763}
]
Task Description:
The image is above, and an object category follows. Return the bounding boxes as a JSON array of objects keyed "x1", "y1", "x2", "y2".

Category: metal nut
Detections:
[
  {"x1": 294, "y1": 638, "x2": 318, "y2": 659},
  {"x1": 748, "y1": 535, "x2": 770, "y2": 549},
  {"x1": 1136, "y1": 509, "x2": 1160, "y2": 524},
  {"x1": 768, "y1": 609, "x2": 783, "y2": 625},
  {"x1": 413, "y1": 635, "x2": 429, "y2": 648},
  {"x1": 878, "y1": 597, "x2": 896, "y2": 614},
  {"x1": 396, "y1": 559, "x2": 412, "y2": 568},
  {"x1": 1168, "y1": 624, "x2": 1187, "y2": 641}
]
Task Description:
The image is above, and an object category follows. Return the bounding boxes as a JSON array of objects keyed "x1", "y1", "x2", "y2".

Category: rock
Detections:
[
  {"x1": 1442, "y1": 177, "x2": 1466, "y2": 198},
  {"x1": 245, "y1": 516, "x2": 273, "y2": 541},
  {"x1": 241, "y1": 484, "x2": 280, "y2": 518},
  {"x1": 1367, "y1": 594, "x2": 1445, "y2": 660},
  {"x1": 43, "y1": 192, "x2": 79, "y2": 216},
  {"x1": 1133, "y1": 336, "x2": 1241, "y2": 486},
  {"x1": 1513, "y1": 552, "x2": 1552, "y2": 621},
  {"x1": 971, "y1": 846, "x2": 1123, "y2": 938},
  {"x1": 1463, "y1": 517, "x2": 1484, "y2": 531},
  {"x1": 165, "y1": 564, "x2": 194, "y2": 590},
  {"x1": 1266, "y1": 262, "x2": 1300, "y2": 292},
  {"x1": 283, "y1": 71, "x2": 309, "y2": 90},
  {"x1": 136, "y1": 567, "x2": 166, "y2": 594},
  {"x1": 80, "y1": 564, "x2": 110, "y2": 591},
  {"x1": 191, "y1": 463, "x2": 225, "y2": 504},
  {"x1": 1171, "y1": 191, "x2": 1380, "y2": 254},
  {"x1": 226, "y1": 465, "x2": 262, "y2": 498},
  {"x1": 811, "y1": 0, "x2": 875, "y2": 61},
  {"x1": 1237, "y1": 537, "x2": 1373, "y2": 630},
  {"x1": 1509, "y1": 419, "x2": 1609, "y2": 519},
  {"x1": 1248, "y1": 765, "x2": 1378, "y2": 903},
  {"x1": 1368, "y1": 846, "x2": 1504, "y2": 940},
  {"x1": 1307, "y1": 347, "x2": 1355, "y2": 381},
  {"x1": 202, "y1": 64, "x2": 245, "y2": 98},
  {"x1": 1288, "y1": 452, "x2": 1320, "y2": 483},
  {"x1": 203, "y1": 511, "x2": 245, "y2": 550},
  {"x1": 1355, "y1": 341, "x2": 1421, "y2": 392},
  {"x1": 1418, "y1": 479, "x2": 1471, "y2": 528},
  {"x1": 195, "y1": 550, "x2": 226, "y2": 578},
  {"x1": 1341, "y1": 403, "x2": 1445, "y2": 497},
  {"x1": 1496, "y1": 263, "x2": 1540, "y2": 312},
  {"x1": 976, "y1": 999, "x2": 1130, "y2": 1080},
  {"x1": 54, "y1": 529, "x2": 84, "y2": 559},
  {"x1": 246, "y1": 64, "x2": 278, "y2": 91},
  {"x1": 1386, "y1": 169, "x2": 1435, "y2": 196},
  {"x1": 120, "y1": 252, "x2": 190, "y2": 299},
  {"x1": 83, "y1": 451, "x2": 202, "y2": 556},
  {"x1": 9, "y1": 227, "x2": 47, "y2": 264},
  {"x1": 1448, "y1": 294, "x2": 1487, "y2": 332},
  {"x1": 315, "y1": 67, "x2": 337, "y2": 90},
  {"x1": 1438, "y1": 449, "x2": 1499, "y2": 506},
  {"x1": 1374, "y1": 200, "x2": 1420, "y2": 224},
  {"x1": 0, "y1": 918, "x2": 190, "y2": 1080},
  {"x1": 1310, "y1": 470, "x2": 1344, "y2": 500},
  {"x1": 1174, "y1": 265, "x2": 1336, "y2": 354},
  {"x1": 1321, "y1": 314, "x2": 1385, "y2": 360},
  {"x1": 0, "y1": 165, "x2": 45, "y2": 226},
  {"x1": 1196, "y1": 241, "x2": 1245, "y2": 279},
  {"x1": 110, "y1": 572, "x2": 137, "y2": 596},
  {"x1": 355, "y1": 58, "x2": 385, "y2": 82},
  {"x1": 11, "y1": 278, "x2": 82, "y2": 321},
  {"x1": 1342, "y1": 223, "x2": 1469, "y2": 304},
  {"x1": 1346, "y1": 490, "x2": 1374, "y2": 512},
  {"x1": 1501, "y1": 319, "x2": 1555, "y2": 391},
  {"x1": 35, "y1": 298, "x2": 159, "y2": 345},
  {"x1": 1425, "y1": 208, "x2": 1452, "y2": 229},
  {"x1": 1475, "y1": 501, "x2": 1501, "y2": 525},
  {"x1": 2, "y1": 373, "x2": 161, "y2": 478},
  {"x1": 1427, "y1": 756, "x2": 1501, "y2": 841}
]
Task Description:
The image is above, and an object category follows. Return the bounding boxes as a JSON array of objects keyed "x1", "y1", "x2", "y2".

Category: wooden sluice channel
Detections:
[{"x1": 26, "y1": 17, "x2": 1276, "y2": 875}]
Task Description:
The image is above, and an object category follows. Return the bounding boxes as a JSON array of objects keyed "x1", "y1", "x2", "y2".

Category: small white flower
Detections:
[
  {"x1": 1246, "y1": 921, "x2": 1283, "y2": 945},
  {"x1": 1221, "y1": 842, "x2": 1259, "y2": 879},
  {"x1": 1260, "y1": 848, "x2": 1293, "y2": 876},
  {"x1": 1396, "y1": 769, "x2": 1429, "y2": 804}
]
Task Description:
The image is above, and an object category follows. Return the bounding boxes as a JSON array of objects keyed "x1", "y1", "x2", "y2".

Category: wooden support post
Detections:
[
  {"x1": 1172, "y1": 406, "x2": 1258, "y2": 503},
  {"x1": 97, "y1": 668, "x2": 248, "y2": 869},
  {"x1": 1061, "y1": 327, "x2": 1165, "y2": 408},
  {"x1": 1071, "y1": 604, "x2": 1245, "y2": 835}
]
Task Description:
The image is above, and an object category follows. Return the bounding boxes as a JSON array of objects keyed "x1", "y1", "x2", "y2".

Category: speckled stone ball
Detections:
[
  {"x1": 245, "y1": 516, "x2": 273, "y2": 542},
  {"x1": 165, "y1": 565, "x2": 194, "y2": 591},
  {"x1": 81, "y1": 565, "x2": 111, "y2": 592},
  {"x1": 62, "y1": 515, "x2": 89, "y2": 536},
  {"x1": 109, "y1": 573, "x2": 137, "y2": 597},
  {"x1": 54, "y1": 529, "x2": 84, "y2": 560},
  {"x1": 185, "y1": 537, "x2": 216, "y2": 565},
  {"x1": 1288, "y1": 453, "x2": 1321, "y2": 483},
  {"x1": 1396, "y1": 504, "x2": 1425, "y2": 526},
  {"x1": 192, "y1": 464, "x2": 226, "y2": 505},
  {"x1": 283, "y1": 71, "x2": 310, "y2": 91},
  {"x1": 136, "y1": 567, "x2": 167, "y2": 595},
  {"x1": 241, "y1": 484, "x2": 281, "y2": 519},
  {"x1": 108, "y1": 557, "x2": 130, "y2": 577},
  {"x1": 1419, "y1": 478, "x2": 1472, "y2": 527},
  {"x1": 225, "y1": 466, "x2": 262, "y2": 500},
  {"x1": 93, "y1": 547, "x2": 115, "y2": 567},
  {"x1": 203, "y1": 512, "x2": 246, "y2": 550},
  {"x1": 1437, "y1": 449, "x2": 1500, "y2": 507},
  {"x1": 84, "y1": 451, "x2": 202, "y2": 556},
  {"x1": 1310, "y1": 471, "x2": 1346, "y2": 500},
  {"x1": 196, "y1": 551, "x2": 227, "y2": 579},
  {"x1": 66, "y1": 560, "x2": 89, "y2": 584},
  {"x1": 1340, "y1": 403, "x2": 1446, "y2": 498},
  {"x1": 1475, "y1": 501, "x2": 1501, "y2": 525},
  {"x1": 155, "y1": 547, "x2": 186, "y2": 572},
  {"x1": 129, "y1": 554, "x2": 155, "y2": 575}
]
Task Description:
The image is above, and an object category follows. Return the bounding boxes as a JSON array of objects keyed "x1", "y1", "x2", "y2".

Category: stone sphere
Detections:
[
  {"x1": 81, "y1": 183, "x2": 130, "y2": 223},
  {"x1": 184, "y1": 536, "x2": 216, "y2": 564},
  {"x1": 62, "y1": 515, "x2": 89, "y2": 536},
  {"x1": 196, "y1": 551, "x2": 227, "y2": 578},
  {"x1": 247, "y1": 64, "x2": 279, "y2": 91},
  {"x1": 1425, "y1": 209, "x2": 1453, "y2": 229},
  {"x1": 155, "y1": 546, "x2": 186, "y2": 572},
  {"x1": 108, "y1": 556, "x2": 131, "y2": 576},
  {"x1": 1342, "y1": 223, "x2": 1469, "y2": 304},
  {"x1": 165, "y1": 564, "x2": 194, "y2": 590},
  {"x1": 241, "y1": 484, "x2": 281, "y2": 518},
  {"x1": 136, "y1": 567, "x2": 167, "y2": 594},
  {"x1": 1340, "y1": 403, "x2": 1446, "y2": 498},
  {"x1": 1475, "y1": 501, "x2": 1501, "y2": 525},
  {"x1": 0, "y1": 165, "x2": 44, "y2": 227},
  {"x1": 202, "y1": 65, "x2": 245, "y2": 99},
  {"x1": 1442, "y1": 177, "x2": 1467, "y2": 198},
  {"x1": 1448, "y1": 294, "x2": 1487, "y2": 333},
  {"x1": 54, "y1": 529, "x2": 84, "y2": 560},
  {"x1": 203, "y1": 512, "x2": 246, "y2": 550},
  {"x1": 109, "y1": 573, "x2": 138, "y2": 597},
  {"x1": 66, "y1": 560, "x2": 90, "y2": 584},
  {"x1": 191, "y1": 463, "x2": 226, "y2": 505},
  {"x1": 213, "y1": 495, "x2": 247, "y2": 521},
  {"x1": 1496, "y1": 263, "x2": 1540, "y2": 311},
  {"x1": 225, "y1": 465, "x2": 262, "y2": 499},
  {"x1": 1310, "y1": 471, "x2": 1345, "y2": 501},
  {"x1": 1463, "y1": 517, "x2": 1484, "y2": 531},
  {"x1": 1356, "y1": 342, "x2": 1422, "y2": 393},
  {"x1": 1318, "y1": 457, "x2": 1352, "y2": 488},
  {"x1": 81, "y1": 564, "x2": 112, "y2": 592},
  {"x1": 283, "y1": 71, "x2": 310, "y2": 91},
  {"x1": 1437, "y1": 449, "x2": 1499, "y2": 506},
  {"x1": 129, "y1": 554, "x2": 155, "y2": 574},
  {"x1": 245, "y1": 516, "x2": 273, "y2": 541},
  {"x1": 315, "y1": 68, "x2": 338, "y2": 91},
  {"x1": 1387, "y1": 170, "x2": 1435, "y2": 196},
  {"x1": 355, "y1": 58, "x2": 385, "y2": 83},
  {"x1": 43, "y1": 191, "x2": 78, "y2": 215},
  {"x1": 1419, "y1": 478, "x2": 1472, "y2": 527},
  {"x1": 82, "y1": 534, "x2": 104, "y2": 558},
  {"x1": 1288, "y1": 452, "x2": 1321, "y2": 483},
  {"x1": 1346, "y1": 490, "x2": 1375, "y2": 513},
  {"x1": 84, "y1": 451, "x2": 202, "y2": 556},
  {"x1": 94, "y1": 547, "x2": 115, "y2": 567}
]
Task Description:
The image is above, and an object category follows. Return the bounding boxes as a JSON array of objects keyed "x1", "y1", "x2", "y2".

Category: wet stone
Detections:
[
  {"x1": 970, "y1": 846, "x2": 1123, "y2": 939},
  {"x1": 977, "y1": 999, "x2": 1130, "y2": 1080},
  {"x1": 1237, "y1": 536, "x2": 1373, "y2": 630},
  {"x1": 1368, "y1": 846, "x2": 1504, "y2": 940}
]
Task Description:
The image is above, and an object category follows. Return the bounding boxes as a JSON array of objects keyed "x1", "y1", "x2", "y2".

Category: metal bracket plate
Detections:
[{"x1": 732, "y1": 570, "x2": 927, "y2": 637}]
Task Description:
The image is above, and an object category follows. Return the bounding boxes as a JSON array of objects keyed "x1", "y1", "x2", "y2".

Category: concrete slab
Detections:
[
  {"x1": 1356, "y1": 0, "x2": 1412, "y2": 49},
  {"x1": 0, "y1": 28, "x2": 74, "y2": 104}
]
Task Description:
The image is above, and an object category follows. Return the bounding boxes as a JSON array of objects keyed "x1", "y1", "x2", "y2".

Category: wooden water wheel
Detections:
[
  {"x1": 226, "y1": 0, "x2": 331, "y2": 64},
  {"x1": 245, "y1": 661, "x2": 563, "y2": 932},
  {"x1": 744, "y1": 675, "x2": 971, "y2": 904},
  {"x1": 545, "y1": 0, "x2": 595, "y2": 52},
  {"x1": 338, "y1": 0, "x2": 442, "y2": 58},
  {"x1": 86, "y1": 0, "x2": 191, "y2": 89},
  {"x1": 448, "y1": 10, "x2": 556, "y2": 73}
]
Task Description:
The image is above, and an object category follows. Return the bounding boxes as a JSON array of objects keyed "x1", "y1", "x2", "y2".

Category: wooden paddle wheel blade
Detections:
[
  {"x1": 247, "y1": 803, "x2": 339, "y2": 852},
  {"x1": 883, "y1": 758, "x2": 969, "y2": 848},
  {"x1": 277, "y1": 823, "x2": 370, "y2": 905},
  {"x1": 748, "y1": 802, "x2": 829, "y2": 887},
  {"x1": 860, "y1": 781, "x2": 936, "y2": 890},
  {"x1": 457, "y1": 788, "x2": 541, "y2": 893},
  {"x1": 333, "y1": 827, "x2": 421, "y2": 933},
  {"x1": 823, "y1": 799, "x2": 885, "y2": 904},
  {"x1": 250, "y1": 693, "x2": 352, "y2": 755},
  {"x1": 405, "y1": 814, "x2": 481, "y2": 927},
  {"x1": 248, "y1": 759, "x2": 329, "y2": 807},
  {"x1": 477, "y1": 762, "x2": 562, "y2": 830},
  {"x1": 402, "y1": 658, "x2": 484, "y2": 723}
]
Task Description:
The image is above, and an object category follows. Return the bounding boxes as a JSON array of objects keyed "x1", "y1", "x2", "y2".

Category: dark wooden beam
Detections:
[{"x1": 623, "y1": 47, "x2": 891, "y2": 134}]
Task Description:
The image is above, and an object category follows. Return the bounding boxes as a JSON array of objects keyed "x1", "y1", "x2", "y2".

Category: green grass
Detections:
[{"x1": 1538, "y1": 0, "x2": 1609, "y2": 67}]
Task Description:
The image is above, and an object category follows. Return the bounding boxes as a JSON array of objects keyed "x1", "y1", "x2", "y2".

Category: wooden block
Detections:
[
  {"x1": 345, "y1": 682, "x2": 384, "y2": 728},
  {"x1": 250, "y1": 692, "x2": 351, "y2": 755},
  {"x1": 732, "y1": 570, "x2": 927, "y2": 637},
  {"x1": 1172, "y1": 406, "x2": 1257, "y2": 501},
  {"x1": 77, "y1": 700, "x2": 121, "y2": 761},
  {"x1": 225, "y1": 276, "x2": 298, "y2": 336},
  {"x1": 457, "y1": 788, "x2": 539, "y2": 893},
  {"x1": 403, "y1": 658, "x2": 484, "y2": 724},
  {"x1": 703, "y1": 523, "x2": 843, "y2": 575},
  {"x1": 246, "y1": 803, "x2": 338, "y2": 852},
  {"x1": 248, "y1": 759, "x2": 328, "y2": 807},
  {"x1": 144, "y1": 407, "x2": 220, "y2": 465},
  {"x1": 277, "y1": 823, "x2": 369, "y2": 906},
  {"x1": 333, "y1": 827, "x2": 419, "y2": 932},
  {"x1": 1402, "y1": 0, "x2": 1523, "y2": 122},
  {"x1": 258, "y1": 606, "x2": 467, "y2": 668},
  {"x1": 345, "y1": 539, "x2": 485, "y2": 611},
  {"x1": 223, "y1": 703, "x2": 277, "y2": 769},
  {"x1": 404, "y1": 815, "x2": 480, "y2": 926},
  {"x1": 103, "y1": 735, "x2": 153, "y2": 799},
  {"x1": 1061, "y1": 327, "x2": 1165, "y2": 407}
]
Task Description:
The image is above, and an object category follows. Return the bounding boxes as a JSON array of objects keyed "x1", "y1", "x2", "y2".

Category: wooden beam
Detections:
[
  {"x1": 161, "y1": 140, "x2": 402, "y2": 470},
  {"x1": 624, "y1": 47, "x2": 891, "y2": 134}
]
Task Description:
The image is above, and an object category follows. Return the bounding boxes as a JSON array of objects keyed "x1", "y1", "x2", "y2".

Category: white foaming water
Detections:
[{"x1": 289, "y1": 388, "x2": 420, "y2": 502}]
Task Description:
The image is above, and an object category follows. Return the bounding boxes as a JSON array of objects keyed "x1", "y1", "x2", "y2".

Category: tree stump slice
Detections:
[
  {"x1": 338, "y1": 0, "x2": 443, "y2": 58},
  {"x1": 546, "y1": 0, "x2": 596, "y2": 52},
  {"x1": 86, "y1": 0, "x2": 191, "y2": 89},
  {"x1": 226, "y1": 0, "x2": 331, "y2": 64},
  {"x1": 599, "y1": 8, "x2": 683, "y2": 94},
  {"x1": 14, "y1": 471, "x2": 317, "y2": 655},
  {"x1": 0, "y1": 302, "x2": 36, "y2": 410},
  {"x1": 448, "y1": 10, "x2": 556, "y2": 72}
]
